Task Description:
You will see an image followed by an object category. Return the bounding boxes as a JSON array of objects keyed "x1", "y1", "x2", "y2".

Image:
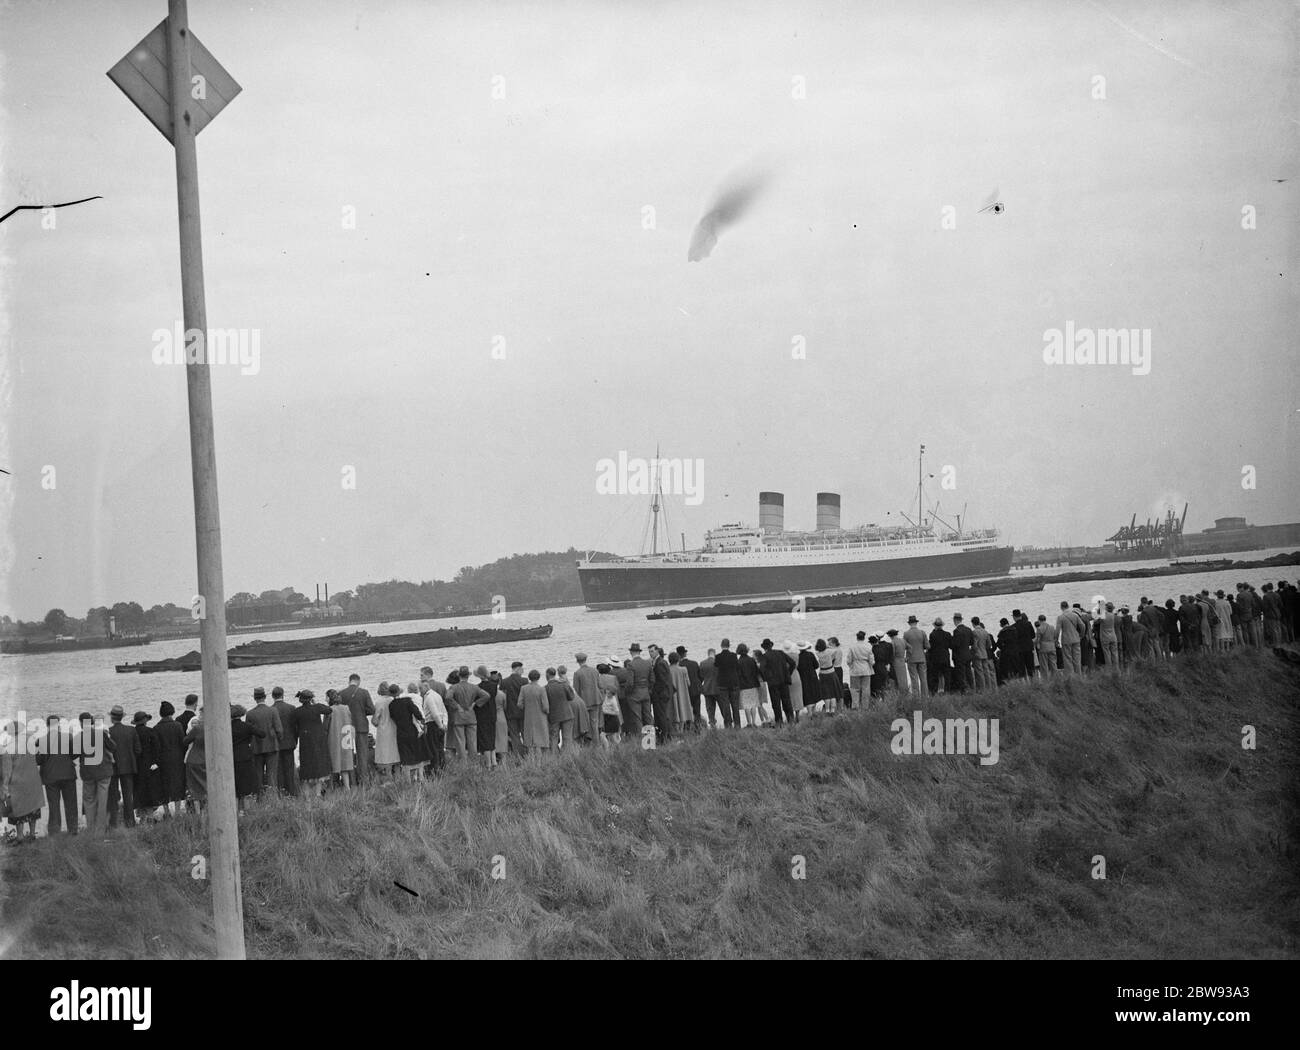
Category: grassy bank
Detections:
[{"x1": 3, "y1": 649, "x2": 1297, "y2": 959}]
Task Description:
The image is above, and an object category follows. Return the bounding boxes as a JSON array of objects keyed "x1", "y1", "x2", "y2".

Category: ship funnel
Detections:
[
  {"x1": 759, "y1": 491, "x2": 784, "y2": 533},
  {"x1": 816, "y1": 492, "x2": 841, "y2": 531}
]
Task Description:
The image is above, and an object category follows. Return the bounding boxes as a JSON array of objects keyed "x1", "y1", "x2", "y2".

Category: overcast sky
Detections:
[{"x1": 1, "y1": 0, "x2": 1297, "y2": 620}]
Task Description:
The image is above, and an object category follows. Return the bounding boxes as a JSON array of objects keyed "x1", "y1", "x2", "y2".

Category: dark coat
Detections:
[
  {"x1": 500, "y1": 672, "x2": 527, "y2": 721},
  {"x1": 679, "y1": 657, "x2": 702, "y2": 698},
  {"x1": 736, "y1": 654, "x2": 762, "y2": 690},
  {"x1": 291, "y1": 702, "x2": 332, "y2": 780},
  {"x1": 796, "y1": 649, "x2": 820, "y2": 703},
  {"x1": 713, "y1": 649, "x2": 740, "y2": 689},
  {"x1": 134, "y1": 723, "x2": 165, "y2": 809},
  {"x1": 36, "y1": 728, "x2": 77, "y2": 784},
  {"x1": 951, "y1": 624, "x2": 974, "y2": 661},
  {"x1": 1014, "y1": 618, "x2": 1036, "y2": 655},
  {"x1": 154, "y1": 716, "x2": 186, "y2": 801},
  {"x1": 927, "y1": 628, "x2": 953, "y2": 668},
  {"x1": 650, "y1": 657, "x2": 673, "y2": 701},
  {"x1": 108, "y1": 721, "x2": 141, "y2": 776},
  {"x1": 389, "y1": 695, "x2": 425, "y2": 766},
  {"x1": 230, "y1": 719, "x2": 264, "y2": 798},
  {"x1": 272, "y1": 699, "x2": 298, "y2": 750}
]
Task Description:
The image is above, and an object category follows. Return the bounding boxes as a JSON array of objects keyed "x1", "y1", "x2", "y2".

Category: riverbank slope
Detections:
[{"x1": 2, "y1": 649, "x2": 1296, "y2": 959}]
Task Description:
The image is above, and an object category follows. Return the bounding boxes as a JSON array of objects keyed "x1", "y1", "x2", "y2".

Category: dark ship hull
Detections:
[{"x1": 579, "y1": 545, "x2": 1014, "y2": 610}]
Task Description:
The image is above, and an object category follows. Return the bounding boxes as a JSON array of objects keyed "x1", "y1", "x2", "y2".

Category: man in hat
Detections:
[
  {"x1": 1035, "y1": 614, "x2": 1059, "y2": 678},
  {"x1": 903, "y1": 616, "x2": 929, "y2": 697},
  {"x1": 339, "y1": 673, "x2": 376, "y2": 784},
  {"x1": 498, "y1": 661, "x2": 527, "y2": 760},
  {"x1": 971, "y1": 617, "x2": 995, "y2": 690},
  {"x1": 106, "y1": 704, "x2": 141, "y2": 829},
  {"x1": 951, "y1": 613, "x2": 974, "y2": 692},
  {"x1": 713, "y1": 638, "x2": 741, "y2": 729},
  {"x1": 573, "y1": 653, "x2": 602, "y2": 742},
  {"x1": 1014, "y1": 609, "x2": 1037, "y2": 678},
  {"x1": 246, "y1": 686, "x2": 283, "y2": 800},
  {"x1": 271, "y1": 686, "x2": 300, "y2": 796},
  {"x1": 1056, "y1": 601, "x2": 1084, "y2": 675},
  {"x1": 628, "y1": 644, "x2": 653, "y2": 730},
  {"x1": 698, "y1": 647, "x2": 719, "y2": 728},
  {"x1": 759, "y1": 639, "x2": 794, "y2": 725},
  {"x1": 844, "y1": 631, "x2": 875, "y2": 710},
  {"x1": 927, "y1": 617, "x2": 952, "y2": 695},
  {"x1": 448, "y1": 666, "x2": 488, "y2": 761}
]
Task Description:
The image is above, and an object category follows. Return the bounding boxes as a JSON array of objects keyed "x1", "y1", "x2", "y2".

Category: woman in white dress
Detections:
[{"x1": 370, "y1": 686, "x2": 400, "y2": 778}]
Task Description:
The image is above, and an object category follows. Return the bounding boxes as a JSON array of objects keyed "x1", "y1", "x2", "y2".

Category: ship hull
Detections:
[{"x1": 579, "y1": 546, "x2": 1014, "y2": 610}]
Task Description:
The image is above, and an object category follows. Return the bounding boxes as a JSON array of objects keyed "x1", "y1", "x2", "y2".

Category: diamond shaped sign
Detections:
[{"x1": 108, "y1": 19, "x2": 240, "y2": 143}]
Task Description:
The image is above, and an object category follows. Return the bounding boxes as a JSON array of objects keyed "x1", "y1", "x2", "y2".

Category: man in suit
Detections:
[
  {"x1": 105, "y1": 705, "x2": 141, "y2": 829},
  {"x1": 1035, "y1": 615, "x2": 1059, "y2": 677},
  {"x1": 627, "y1": 644, "x2": 654, "y2": 730},
  {"x1": 759, "y1": 639, "x2": 794, "y2": 724},
  {"x1": 1013, "y1": 610, "x2": 1036, "y2": 678},
  {"x1": 269, "y1": 686, "x2": 299, "y2": 795},
  {"x1": 712, "y1": 639, "x2": 741, "y2": 729},
  {"x1": 543, "y1": 667, "x2": 577, "y2": 751},
  {"x1": 903, "y1": 617, "x2": 929, "y2": 697},
  {"x1": 572, "y1": 653, "x2": 602, "y2": 743},
  {"x1": 339, "y1": 673, "x2": 375, "y2": 783},
  {"x1": 844, "y1": 631, "x2": 875, "y2": 709},
  {"x1": 698, "y1": 648, "x2": 719, "y2": 727},
  {"x1": 871, "y1": 635, "x2": 893, "y2": 698},
  {"x1": 177, "y1": 694, "x2": 199, "y2": 733},
  {"x1": 1056, "y1": 601, "x2": 1085, "y2": 675},
  {"x1": 676, "y1": 646, "x2": 703, "y2": 730},
  {"x1": 950, "y1": 614, "x2": 975, "y2": 692},
  {"x1": 78, "y1": 712, "x2": 117, "y2": 837},
  {"x1": 970, "y1": 618, "x2": 995, "y2": 691},
  {"x1": 499, "y1": 661, "x2": 528, "y2": 759},
  {"x1": 246, "y1": 686, "x2": 282, "y2": 800},
  {"x1": 648, "y1": 645, "x2": 674, "y2": 744}
]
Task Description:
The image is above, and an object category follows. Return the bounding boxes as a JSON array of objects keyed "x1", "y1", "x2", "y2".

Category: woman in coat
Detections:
[
  {"x1": 183, "y1": 715, "x2": 206, "y2": 809},
  {"x1": 370, "y1": 687, "x2": 399, "y2": 777},
  {"x1": 327, "y1": 689, "x2": 356, "y2": 788},
  {"x1": 494, "y1": 683, "x2": 509, "y2": 761},
  {"x1": 519, "y1": 670, "x2": 550, "y2": 761},
  {"x1": 291, "y1": 690, "x2": 332, "y2": 794},
  {"x1": 668, "y1": 652, "x2": 693, "y2": 733},
  {"x1": 154, "y1": 701, "x2": 186, "y2": 815},
  {"x1": 1, "y1": 719, "x2": 43, "y2": 843},
  {"x1": 132, "y1": 711, "x2": 165, "y2": 817},
  {"x1": 229, "y1": 705, "x2": 264, "y2": 810},
  {"x1": 388, "y1": 683, "x2": 426, "y2": 781},
  {"x1": 796, "y1": 642, "x2": 820, "y2": 721}
]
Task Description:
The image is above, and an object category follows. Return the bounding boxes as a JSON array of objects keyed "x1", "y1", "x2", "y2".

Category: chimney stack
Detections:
[
  {"x1": 759, "y1": 491, "x2": 785, "y2": 533},
  {"x1": 816, "y1": 492, "x2": 841, "y2": 531}
]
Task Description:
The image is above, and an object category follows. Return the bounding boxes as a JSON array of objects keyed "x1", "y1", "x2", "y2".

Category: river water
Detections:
[{"x1": 2, "y1": 548, "x2": 1295, "y2": 724}]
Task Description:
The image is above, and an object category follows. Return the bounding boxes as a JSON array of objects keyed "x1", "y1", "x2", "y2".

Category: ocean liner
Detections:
[{"x1": 578, "y1": 449, "x2": 1013, "y2": 610}]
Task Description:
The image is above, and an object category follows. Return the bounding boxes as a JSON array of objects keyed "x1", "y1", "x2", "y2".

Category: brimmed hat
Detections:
[
  {"x1": 295, "y1": 689, "x2": 315, "y2": 700},
  {"x1": 797, "y1": 641, "x2": 812, "y2": 650},
  {"x1": 907, "y1": 616, "x2": 918, "y2": 624},
  {"x1": 109, "y1": 704, "x2": 125, "y2": 717},
  {"x1": 933, "y1": 617, "x2": 943, "y2": 626},
  {"x1": 131, "y1": 710, "x2": 151, "y2": 725},
  {"x1": 629, "y1": 643, "x2": 642, "y2": 652},
  {"x1": 253, "y1": 686, "x2": 266, "y2": 699}
]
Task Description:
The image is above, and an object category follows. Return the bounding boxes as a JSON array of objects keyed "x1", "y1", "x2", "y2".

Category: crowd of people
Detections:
[{"x1": 3, "y1": 577, "x2": 1296, "y2": 844}]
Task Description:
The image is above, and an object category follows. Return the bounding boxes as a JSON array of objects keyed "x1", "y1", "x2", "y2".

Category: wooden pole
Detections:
[{"x1": 166, "y1": 0, "x2": 245, "y2": 960}]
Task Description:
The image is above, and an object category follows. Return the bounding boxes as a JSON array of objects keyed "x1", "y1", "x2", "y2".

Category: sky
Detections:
[{"x1": 0, "y1": 0, "x2": 1297, "y2": 620}]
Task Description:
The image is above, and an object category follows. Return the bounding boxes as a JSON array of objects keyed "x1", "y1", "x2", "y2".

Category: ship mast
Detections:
[
  {"x1": 650, "y1": 443, "x2": 661, "y2": 556},
  {"x1": 917, "y1": 443, "x2": 926, "y2": 529}
]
